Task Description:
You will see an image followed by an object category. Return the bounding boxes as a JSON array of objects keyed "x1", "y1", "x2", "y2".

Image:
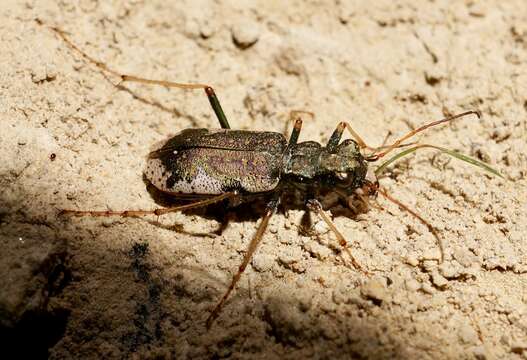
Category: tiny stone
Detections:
[
  {"x1": 200, "y1": 21, "x2": 216, "y2": 39},
  {"x1": 430, "y1": 271, "x2": 449, "y2": 288},
  {"x1": 453, "y1": 246, "x2": 477, "y2": 268},
  {"x1": 303, "y1": 241, "x2": 331, "y2": 261},
  {"x1": 421, "y1": 260, "x2": 437, "y2": 273},
  {"x1": 405, "y1": 279, "x2": 421, "y2": 292},
  {"x1": 421, "y1": 282, "x2": 434, "y2": 294},
  {"x1": 231, "y1": 20, "x2": 260, "y2": 49},
  {"x1": 459, "y1": 323, "x2": 478, "y2": 344},
  {"x1": 422, "y1": 248, "x2": 441, "y2": 261},
  {"x1": 31, "y1": 64, "x2": 56, "y2": 83},
  {"x1": 500, "y1": 334, "x2": 510, "y2": 346},
  {"x1": 439, "y1": 262, "x2": 458, "y2": 278},
  {"x1": 361, "y1": 279, "x2": 387, "y2": 303},
  {"x1": 472, "y1": 345, "x2": 487, "y2": 360},
  {"x1": 295, "y1": 277, "x2": 307, "y2": 288},
  {"x1": 405, "y1": 254, "x2": 419, "y2": 267},
  {"x1": 252, "y1": 252, "x2": 274, "y2": 272}
]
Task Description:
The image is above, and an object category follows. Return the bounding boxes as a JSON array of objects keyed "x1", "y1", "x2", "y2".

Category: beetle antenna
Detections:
[{"x1": 366, "y1": 111, "x2": 481, "y2": 161}]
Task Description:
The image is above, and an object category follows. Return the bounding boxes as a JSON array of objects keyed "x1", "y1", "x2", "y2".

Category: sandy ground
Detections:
[{"x1": 1, "y1": 1, "x2": 527, "y2": 359}]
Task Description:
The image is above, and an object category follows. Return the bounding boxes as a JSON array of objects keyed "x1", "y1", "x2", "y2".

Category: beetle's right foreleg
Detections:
[
  {"x1": 59, "y1": 192, "x2": 237, "y2": 218},
  {"x1": 42, "y1": 21, "x2": 231, "y2": 129}
]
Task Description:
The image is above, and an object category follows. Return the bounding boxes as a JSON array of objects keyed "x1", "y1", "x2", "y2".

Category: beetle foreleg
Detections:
[
  {"x1": 59, "y1": 192, "x2": 237, "y2": 218},
  {"x1": 306, "y1": 199, "x2": 368, "y2": 274},
  {"x1": 206, "y1": 197, "x2": 279, "y2": 328}
]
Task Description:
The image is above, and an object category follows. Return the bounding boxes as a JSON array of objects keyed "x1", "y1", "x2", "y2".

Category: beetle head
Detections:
[{"x1": 319, "y1": 139, "x2": 368, "y2": 192}]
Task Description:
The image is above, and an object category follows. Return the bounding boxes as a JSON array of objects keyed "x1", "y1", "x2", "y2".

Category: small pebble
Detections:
[
  {"x1": 361, "y1": 279, "x2": 387, "y2": 304},
  {"x1": 459, "y1": 323, "x2": 478, "y2": 344},
  {"x1": 472, "y1": 345, "x2": 487, "y2": 360},
  {"x1": 439, "y1": 262, "x2": 458, "y2": 278},
  {"x1": 430, "y1": 271, "x2": 449, "y2": 288},
  {"x1": 404, "y1": 254, "x2": 419, "y2": 267},
  {"x1": 31, "y1": 64, "x2": 56, "y2": 83},
  {"x1": 405, "y1": 279, "x2": 421, "y2": 292},
  {"x1": 231, "y1": 20, "x2": 260, "y2": 49},
  {"x1": 421, "y1": 282, "x2": 434, "y2": 294},
  {"x1": 252, "y1": 252, "x2": 274, "y2": 272}
]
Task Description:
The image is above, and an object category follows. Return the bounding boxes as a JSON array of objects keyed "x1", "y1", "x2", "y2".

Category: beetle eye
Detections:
[{"x1": 336, "y1": 172, "x2": 348, "y2": 181}]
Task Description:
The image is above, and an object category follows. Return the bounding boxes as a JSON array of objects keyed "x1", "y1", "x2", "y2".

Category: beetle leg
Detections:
[
  {"x1": 59, "y1": 192, "x2": 237, "y2": 218},
  {"x1": 326, "y1": 121, "x2": 375, "y2": 152},
  {"x1": 288, "y1": 118, "x2": 303, "y2": 146},
  {"x1": 326, "y1": 122, "x2": 346, "y2": 152},
  {"x1": 206, "y1": 197, "x2": 279, "y2": 328},
  {"x1": 43, "y1": 22, "x2": 231, "y2": 129},
  {"x1": 284, "y1": 110, "x2": 313, "y2": 140},
  {"x1": 306, "y1": 199, "x2": 368, "y2": 274}
]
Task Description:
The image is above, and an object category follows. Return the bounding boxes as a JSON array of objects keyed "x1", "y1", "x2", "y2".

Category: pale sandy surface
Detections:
[{"x1": 1, "y1": 1, "x2": 527, "y2": 359}]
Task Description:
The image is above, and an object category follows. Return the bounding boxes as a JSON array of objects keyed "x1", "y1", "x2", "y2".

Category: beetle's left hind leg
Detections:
[
  {"x1": 206, "y1": 197, "x2": 279, "y2": 328},
  {"x1": 59, "y1": 192, "x2": 237, "y2": 218},
  {"x1": 42, "y1": 22, "x2": 231, "y2": 129},
  {"x1": 306, "y1": 199, "x2": 368, "y2": 274}
]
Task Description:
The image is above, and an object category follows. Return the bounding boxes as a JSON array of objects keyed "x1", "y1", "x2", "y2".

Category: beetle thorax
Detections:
[{"x1": 283, "y1": 139, "x2": 367, "y2": 192}]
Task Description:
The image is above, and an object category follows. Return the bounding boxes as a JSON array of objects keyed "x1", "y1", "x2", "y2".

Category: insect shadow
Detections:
[{"x1": 45, "y1": 21, "x2": 502, "y2": 329}]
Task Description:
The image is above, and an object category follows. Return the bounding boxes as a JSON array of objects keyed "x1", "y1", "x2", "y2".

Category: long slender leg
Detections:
[
  {"x1": 206, "y1": 197, "x2": 279, "y2": 328},
  {"x1": 59, "y1": 192, "x2": 237, "y2": 218},
  {"x1": 41, "y1": 21, "x2": 231, "y2": 129},
  {"x1": 306, "y1": 199, "x2": 368, "y2": 274}
]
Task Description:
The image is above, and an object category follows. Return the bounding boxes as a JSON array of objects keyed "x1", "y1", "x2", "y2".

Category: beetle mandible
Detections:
[{"x1": 49, "y1": 24, "x2": 499, "y2": 328}]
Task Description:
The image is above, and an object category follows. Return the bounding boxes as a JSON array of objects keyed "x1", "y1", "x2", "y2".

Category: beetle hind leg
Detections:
[{"x1": 59, "y1": 192, "x2": 238, "y2": 218}]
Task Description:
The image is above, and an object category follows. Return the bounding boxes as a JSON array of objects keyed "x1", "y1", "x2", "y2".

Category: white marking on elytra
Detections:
[
  {"x1": 145, "y1": 158, "x2": 224, "y2": 194},
  {"x1": 172, "y1": 167, "x2": 223, "y2": 194}
]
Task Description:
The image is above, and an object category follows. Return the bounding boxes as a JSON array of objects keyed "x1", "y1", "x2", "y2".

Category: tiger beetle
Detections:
[{"x1": 48, "y1": 23, "x2": 502, "y2": 328}]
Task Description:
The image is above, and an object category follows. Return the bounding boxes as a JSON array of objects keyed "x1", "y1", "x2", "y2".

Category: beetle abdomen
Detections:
[{"x1": 145, "y1": 129, "x2": 287, "y2": 195}]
